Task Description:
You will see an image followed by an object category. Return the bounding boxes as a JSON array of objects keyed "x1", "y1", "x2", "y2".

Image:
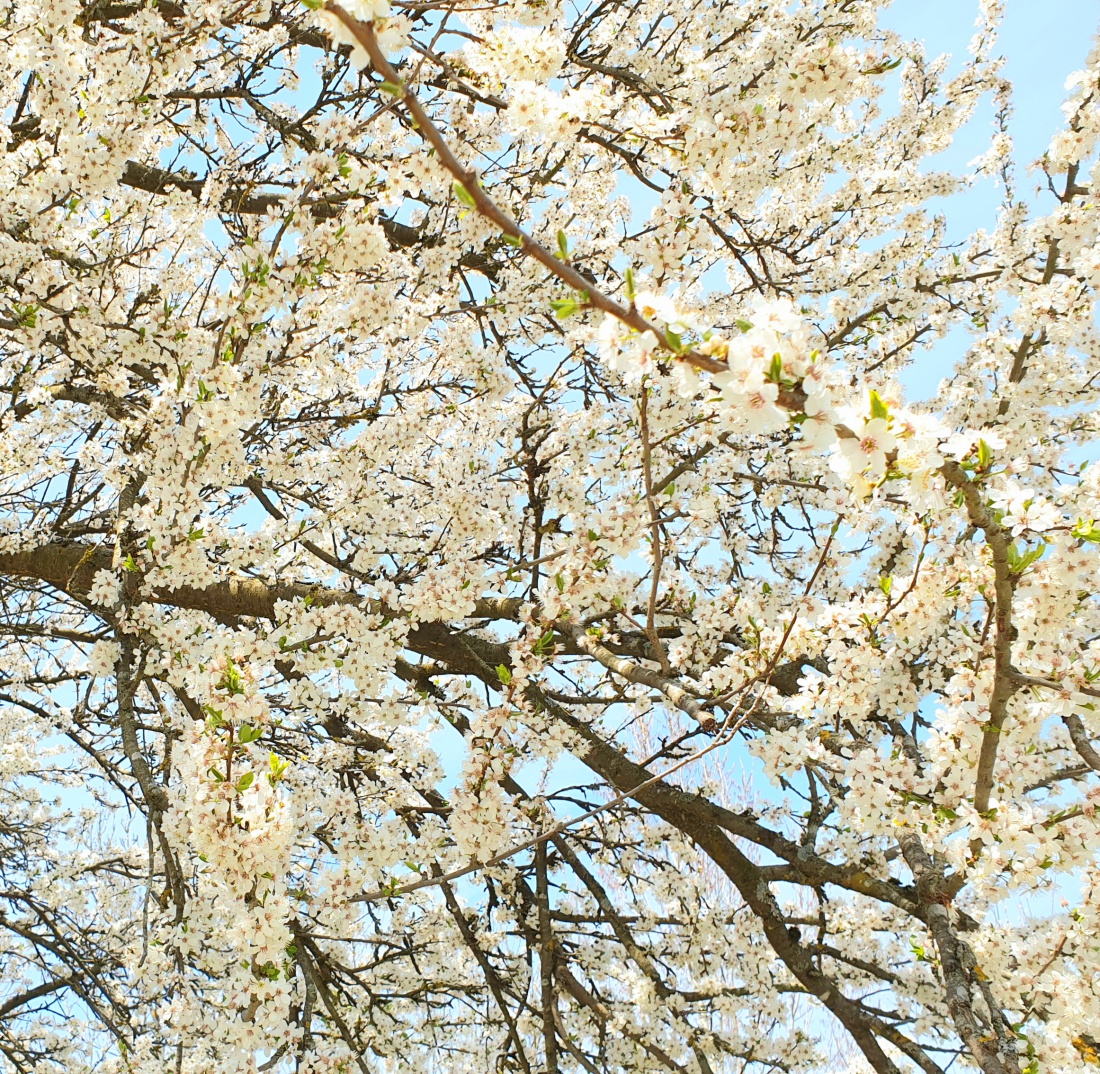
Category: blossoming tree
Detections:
[{"x1": 1, "y1": 0, "x2": 1099, "y2": 1070}]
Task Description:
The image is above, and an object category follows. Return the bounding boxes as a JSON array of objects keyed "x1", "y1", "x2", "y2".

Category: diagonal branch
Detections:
[{"x1": 569, "y1": 624, "x2": 711, "y2": 727}]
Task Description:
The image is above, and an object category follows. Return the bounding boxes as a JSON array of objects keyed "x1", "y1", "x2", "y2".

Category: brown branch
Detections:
[
  {"x1": 0, "y1": 540, "x2": 522, "y2": 624},
  {"x1": 549, "y1": 835, "x2": 671, "y2": 999},
  {"x1": 898, "y1": 832, "x2": 1020, "y2": 1074},
  {"x1": 438, "y1": 879, "x2": 534, "y2": 1074},
  {"x1": 535, "y1": 842, "x2": 559, "y2": 1074},
  {"x1": 1003, "y1": 673, "x2": 1100, "y2": 773},
  {"x1": 941, "y1": 461, "x2": 1019, "y2": 817},
  {"x1": 1007, "y1": 671, "x2": 1100, "y2": 701},
  {"x1": 290, "y1": 930, "x2": 372, "y2": 1074},
  {"x1": 119, "y1": 161, "x2": 422, "y2": 244},
  {"x1": 569, "y1": 624, "x2": 711, "y2": 728},
  {"x1": 554, "y1": 965, "x2": 687, "y2": 1072},
  {"x1": 638, "y1": 385, "x2": 673, "y2": 675},
  {"x1": 0, "y1": 976, "x2": 74, "y2": 1018},
  {"x1": 1063, "y1": 714, "x2": 1100, "y2": 773}
]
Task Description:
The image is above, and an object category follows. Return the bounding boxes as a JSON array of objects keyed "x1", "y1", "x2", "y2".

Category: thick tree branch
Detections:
[{"x1": 941, "y1": 461, "x2": 1020, "y2": 816}]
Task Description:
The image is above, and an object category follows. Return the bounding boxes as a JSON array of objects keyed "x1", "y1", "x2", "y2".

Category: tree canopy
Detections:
[{"x1": 1, "y1": 1, "x2": 1099, "y2": 1071}]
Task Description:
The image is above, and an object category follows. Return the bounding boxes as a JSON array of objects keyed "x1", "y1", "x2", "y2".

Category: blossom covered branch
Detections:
[{"x1": 0, "y1": 1, "x2": 1099, "y2": 1073}]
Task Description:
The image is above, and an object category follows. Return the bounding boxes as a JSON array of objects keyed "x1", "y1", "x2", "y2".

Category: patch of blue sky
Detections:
[{"x1": 883, "y1": 0, "x2": 1098, "y2": 402}]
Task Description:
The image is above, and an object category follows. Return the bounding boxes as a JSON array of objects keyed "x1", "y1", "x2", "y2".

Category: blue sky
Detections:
[
  {"x1": 882, "y1": 0, "x2": 1099, "y2": 400},
  {"x1": 885, "y1": 0, "x2": 1096, "y2": 195}
]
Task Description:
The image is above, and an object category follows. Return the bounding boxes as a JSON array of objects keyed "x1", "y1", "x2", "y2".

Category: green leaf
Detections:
[
  {"x1": 501, "y1": 232, "x2": 523, "y2": 247},
  {"x1": 236, "y1": 772, "x2": 254, "y2": 792},
  {"x1": 496, "y1": 664, "x2": 512, "y2": 686},
  {"x1": 1072, "y1": 518, "x2": 1100, "y2": 543},
  {"x1": 624, "y1": 267, "x2": 636, "y2": 302},
  {"x1": 268, "y1": 752, "x2": 290, "y2": 785},
  {"x1": 238, "y1": 724, "x2": 263, "y2": 743},
  {"x1": 1007, "y1": 542, "x2": 1046, "y2": 575},
  {"x1": 301, "y1": 0, "x2": 322, "y2": 8},
  {"x1": 218, "y1": 658, "x2": 244, "y2": 696},
  {"x1": 14, "y1": 303, "x2": 38, "y2": 329},
  {"x1": 664, "y1": 328, "x2": 685, "y2": 353},
  {"x1": 452, "y1": 181, "x2": 477, "y2": 208},
  {"x1": 550, "y1": 298, "x2": 579, "y2": 319},
  {"x1": 976, "y1": 438, "x2": 993, "y2": 470},
  {"x1": 187, "y1": 526, "x2": 204, "y2": 541},
  {"x1": 556, "y1": 229, "x2": 569, "y2": 260},
  {"x1": 379, "y1": 80, "x2": 405, "y2": 97},
  {"x1": 868, "y1": 389, "x2": 889, "y2": 421},
  {"x1": 766, "y1": 351, "x2": 784, "y2": 384},
  {"x1": 555, "y1": 573, "x2": 566, "y2": 593},
  {"x1": 122, "y1": 554, "x2": 138, "y2": 573},
  {"x1": 735, "y1": 318, "x2": 753, "y2": 332},
  {"x1": 879, "y1": 575, "x2": 892, "y2": 596}
]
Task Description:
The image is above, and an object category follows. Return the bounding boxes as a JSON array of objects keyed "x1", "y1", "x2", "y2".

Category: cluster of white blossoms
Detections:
[
  {"x1": 464, "y1": 25, "x2": 567, "y2": 84},
  {"x1": 147, "y1": 659, "x2": 303, "y2": 1073},
  {"x1": 503, "y1": 82, "x2": 599, "y2": 142},
  {"x1": 780, "y1": 41, "x2": 861, "y2": 107},
  {"x1": 597, "y1": 292, "x2": 978, "y2": 505},
  {"x1": 309, "y1": 0, "x2": 409, "y2": 68},
  {"x1": 449, "y1": 704, "x2": 525, "y2": 861}
]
